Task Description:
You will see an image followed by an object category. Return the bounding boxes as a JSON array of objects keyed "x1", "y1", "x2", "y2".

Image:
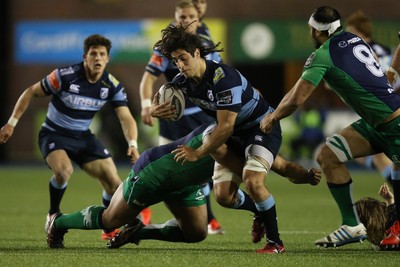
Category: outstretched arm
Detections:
[
  {"x1": 0, "y1": 81, "x2": 45, "y2": 144},
  {"x1": 271, "y1": 155, "x2": 321, "y2": 186},
  {"x1": 114, "y1": 106, "x2": 140, "y2": 163}
]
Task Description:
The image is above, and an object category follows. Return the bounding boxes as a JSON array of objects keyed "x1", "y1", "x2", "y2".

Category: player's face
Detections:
[
  {"x1": 309, "y1": 26, "x2": 322, "y2": 49},
  {"x1": 171, "y1": 48, "x2": 202, "y2": 79},
  {"x1": 83, "y1": 46, "x2": 109, "y2": 76},
  {"x1": 175, "y1": 7, "x2": 199, "y2": 34},
  {"x1": 193, "y1": 0, "x2": 207, "y2": 20}
]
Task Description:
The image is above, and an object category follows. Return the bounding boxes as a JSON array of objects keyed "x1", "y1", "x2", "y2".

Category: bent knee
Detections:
[{"x1": 185, "y1": 229, "x2": 207, "y2": 243}]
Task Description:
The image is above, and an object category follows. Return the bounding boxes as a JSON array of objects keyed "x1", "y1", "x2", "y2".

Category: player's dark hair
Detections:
[
  {"x1": 84, "y1": 34, "x2": 112, "y2": 55},
  {"x1": 311, "y1": 6, "x2": 343, "y2": 35},
  {"x1": 154, "y1": 23, "x2": 223, "y2": 60},
  {"x1": 355, "y1": 197, "x2": 387, "y2": 245}
]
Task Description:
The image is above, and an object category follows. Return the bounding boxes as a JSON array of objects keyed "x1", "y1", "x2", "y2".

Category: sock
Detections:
[
  {"x1": 205, "y1": 195, "x2": 215, "y2": 223},
  {"x1": 134, "y1": 219, "x2": 186, "y2": 242},
  {"x1": 55, "y1": 205, "x2": 105, "y2": 230},
  {"x1": 363, "y1": 155, "x2": 374, "y2": 169},
  {"x1": 391, "y1": 170, "x2": 400, "y2": 221},
  {"x1": 102, "y1": 190, "x2": 113, "y2": 208},
  {"x1": 255, "y1": 195, "x2": 282, "y2": 245},
  {"x1": 232, "y1": 189, "x2": 258, "y2": 214},
  {"x1": 49, "y1": 176, "x2": 67, "y2": 214},
  {"x1": 202, "y1": 183, "x2": 215, "y2": 223},
  {"x1": 327, "y1": 179, "x2": 359, "y2": 226}
]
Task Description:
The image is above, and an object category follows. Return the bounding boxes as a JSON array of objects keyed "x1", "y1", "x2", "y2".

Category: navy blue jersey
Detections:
[
  {"x1": 172, "y1": 60, "x2": 272, "y2": 131},
  {"x1": 302, "y1": 31, "x2": 399, "y2": 127},
  {"x1": 40, "y1": 62, "x2": 128, "y2": 133},
  {"x1": 145, "y1": 23, "x2": 221, "y2": 140}
]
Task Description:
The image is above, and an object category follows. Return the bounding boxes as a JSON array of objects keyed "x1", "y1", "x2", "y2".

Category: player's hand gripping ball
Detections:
[{"x1": 158, "y1": 83, "x2": 185, "y2": 121}]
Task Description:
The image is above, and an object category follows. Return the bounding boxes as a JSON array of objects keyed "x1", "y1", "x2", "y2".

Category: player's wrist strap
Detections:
[
  {"x1": 141, "y1": 99, "x2": 152, "y2": 108},
  {"x1": 7, "y1": 117, "x2": 18, "y2": 127},
  {"x1": 128, "y1": 139, "x2": 138, "y2": 148}
]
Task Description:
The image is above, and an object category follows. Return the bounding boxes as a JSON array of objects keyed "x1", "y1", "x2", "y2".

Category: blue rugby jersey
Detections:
[
  {"x1": 40, "y1": 62, "x2": 128, "y2": 133},
  {"x1": 172, "y1": 60, "x2": 272, "y2": 131}
]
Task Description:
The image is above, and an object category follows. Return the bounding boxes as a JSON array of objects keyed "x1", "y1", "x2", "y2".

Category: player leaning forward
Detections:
[
  {"x1": 260, "y1": 6, "x2": 400, "y2": 249},
  {"x1": 151, "y1": 24, "x2": 285, "y2": 254},
  {"x1": 0, "y1": 34, "x2": 140, "y2": 240}
]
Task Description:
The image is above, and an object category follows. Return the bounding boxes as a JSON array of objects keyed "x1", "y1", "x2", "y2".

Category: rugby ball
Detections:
[{"x1": 158, "y1": 83, "x2": 185, "y2": 121}]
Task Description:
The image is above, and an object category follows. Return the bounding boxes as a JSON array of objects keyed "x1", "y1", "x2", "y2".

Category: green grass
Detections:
[{"x1": 1, "y1": 165, "x2": 400, "y2": 266}]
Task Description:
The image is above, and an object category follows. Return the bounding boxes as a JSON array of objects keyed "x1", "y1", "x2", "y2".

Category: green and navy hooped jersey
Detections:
[
  {"x1": 301, "y1": 30, "x2": 400, "y2": 128},
  {"x1": 172, "y1": 60, "x2": 272, "y2": 131},
  {"x1": 40, "y1": 62, "x2": 128, "y2": 133},
  {"x1": 132, "y1": 124, "x2": 215, "y2": 191}
]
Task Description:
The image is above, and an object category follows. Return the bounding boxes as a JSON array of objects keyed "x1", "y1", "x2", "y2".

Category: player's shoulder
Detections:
[
  {"x1": 104, "y1": 72, "x2": 121, "y2": 88},
  {"x1": 56, "y1": 62, "x2": 82, "y2": 79}
]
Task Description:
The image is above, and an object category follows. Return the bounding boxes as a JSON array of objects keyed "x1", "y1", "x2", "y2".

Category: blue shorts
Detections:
[
  {"x1": 38, "y1": 127, "x2": 111, "y2": 167},
  {"x1": 228, "y1": 122, "x2": 282, "y2": 160}
]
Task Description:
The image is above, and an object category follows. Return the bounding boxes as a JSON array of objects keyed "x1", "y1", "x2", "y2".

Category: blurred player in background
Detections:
[
  {"x1": 386, "y1": 31, "x2": 400, "y2": 86},
  {"x1": 139, "y1": 0, "x2": 224, "y2": 234},
  {"x1": 0, "y1": 34, "x2": 140, "y2": 241}
]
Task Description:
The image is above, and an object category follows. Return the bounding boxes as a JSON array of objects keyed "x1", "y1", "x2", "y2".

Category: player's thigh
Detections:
[
  {"x1": 82, "y1": 157, "x2": 121, "y2": 185},
  {"x1": 102, "y1": 183, "x2": 140, "y2": 229},
  {"x1": 329, "y1": 125, "x2": 375, "y2": 159},
  {"x1": 46, "y1": 150, "x2": 74, "y2": 178}
]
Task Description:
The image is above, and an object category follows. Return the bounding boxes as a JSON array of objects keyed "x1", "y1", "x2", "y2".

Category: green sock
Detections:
[
  {"x1": 327, "y1": 180, "x2": 359, "y2": 226},
  {"x1": 55, "y1": 205, "x2": 105, "y2": 230},
  {"x1": 135, "y1": 219, "x2": 186, "y2": 242}
]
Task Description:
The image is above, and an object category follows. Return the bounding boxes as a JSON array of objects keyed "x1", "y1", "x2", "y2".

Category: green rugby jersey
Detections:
[{"x1": 301, "y1": 30, "x2": 400, "y2": 127}]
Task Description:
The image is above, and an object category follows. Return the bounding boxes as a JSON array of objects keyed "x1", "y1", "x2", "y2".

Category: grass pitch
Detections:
[{"x1": 1, "y1": 165, "x2": 399, "y2": 266}]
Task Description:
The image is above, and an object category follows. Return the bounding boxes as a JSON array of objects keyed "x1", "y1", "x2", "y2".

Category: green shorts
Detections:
[
  {"x1": 122, "y1": 170, "x2": 206, "y2": 210},
  {"x1": 351, "y1": 116, "x2": 400, "y2": 166}
]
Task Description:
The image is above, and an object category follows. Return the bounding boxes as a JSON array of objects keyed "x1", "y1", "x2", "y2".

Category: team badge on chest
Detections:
[
  {"x1": 207, "y1": 90, "x2": 214, "y2": 101},
  {"x1": 100, "y1": 88, "x2": 109, "y2": 99}
]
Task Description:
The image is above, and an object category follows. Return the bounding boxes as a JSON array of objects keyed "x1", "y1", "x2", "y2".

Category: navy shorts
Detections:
[{"x1": 38, "y1": 127, "x2": 111, "y2": 167}]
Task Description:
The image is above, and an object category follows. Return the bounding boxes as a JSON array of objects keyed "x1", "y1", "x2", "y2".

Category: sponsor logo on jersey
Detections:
[
  {"x1": 207, "y1": 90, "x2": 214, "y2": 101},
  {"x1": 69, "y1": 84, "x2": 80, "y2": 93},
  {"x1": 304, "y1": 53, "x2": 316, "y2": 67},
  {"x1": 216, "y1": 90, "x2": 233, "y2": 105},
  {"x1": 100, "y1": 88, "x2": 109, "y2": 99},
  {"x1": 149, "y1": 53, "x2": 164, "y2": 67},
  {"x1": 59, "y1": 67, "x2": 74, "y2": 75},
  {"x1": 63, "y1": 94, "x2": 107, "y2": 109},
  {"x1": 255, "y1": 135, "x2": 263, "y2": 142},
  {"x1": 213, "y1": 67, "x2": 225, "y2": 85},
  {"x1": 132, "y1": 199, "x2": 146, "y2": 207},
  {"x1": 108, "y1": 73, "x2": 120, "y2": 87},
  {"x1": 347, "y1": 37, "x2": 361, "y2": 44}
]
